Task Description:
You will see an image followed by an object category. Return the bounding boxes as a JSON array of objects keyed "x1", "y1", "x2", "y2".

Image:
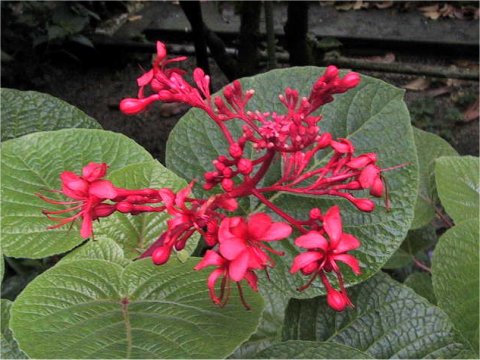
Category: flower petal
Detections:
[
  {"x1": 333, "y1": 254, "x2": 361, "y2": 275},
  {"x1": 359, "y1": 164, "x2": 379, "y2": 188},
  {"x1": 229, "y1": 250, "x2": 250, "y2": 282},
  {"x1": 89, "y1": 180, "x2": 117, "y2": 199},
  {"x1": 80, "y1": 211, "x2": 92, "y2": 239},
  {"x1": 335, "y1": 233, "x2": 361, "y2": 253},
  {"x1": 247, "y1": 213, "x2": 272, "y2": 240},
  {"x1": 243, "y1": 271, "x2": 258, "y2": 291},
  {"x1": 207, "y1": 268, "x2": 225, "y2": 305},
  {"x1": 82, "y1": 162, "x2": 107, "y2": 182},
  {"x1": 324, "y1": 205, "x2": 342, "y2": 247},
  {"x1": 290, "y1": 251, "x2": 324, "y2": 273},
  {"x1": 219, "y1": 239, "x2": 246, "y2": 260},
  {"x1": 194, "y1": 250, "x2": 225, "y2": 270},
  {"x1": 295, "y1": 231, "x2": 328, "y2": 250},
  {"x1": 262, "y1": 222, "x2": 292, "y2": 241}
]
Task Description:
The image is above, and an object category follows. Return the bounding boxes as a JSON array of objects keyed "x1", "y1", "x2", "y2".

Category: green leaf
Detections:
[
  {"x1": 94, "y1": 160, "x2": 198, "y2": 261},
  {"x1": 1, "y1": 129, "x2": 153, "y2": 259},
  {"x1": 1, "y1": 300, "x2": 27, "y2": 359},
  {"x1": 283, "y1": 272, "x2": 467, "y2": 358},
  {"x1": 435, "y1": 156, "x2": 479, "y2": 224},
  {"x1": 411, "y1": 128, "x2": 458, "y2": 229},
  {"x1": 10, "y1": 258, "x2": 264, "y2": 359},
  {"x1": 382, "y1": 248, "x2": 412, "y2": 269},
  {"x1": 432, "y1": 219, "x2": 479, "y2": 353},
  {"x1": 60, "y1": 238, "x2": 129, "y2": 266},
  {"x1": 167, "y1": 67, "x2": 418, "y2": 298},
  {"x1": 253, "y1": 340, "x2": 372, "y2": 359},
  {"x1": 1, "y1": 88, "x2": 101, "y2": 141},
  {"x1": 230, "y1": 287, "x2": 290, "y2": 358},
  {"x1": 383, "y1": 225, "x2": 436, "y2": 270},
  {"x1": 404, "y1": 272, "x2": 436, "y2": 305}
]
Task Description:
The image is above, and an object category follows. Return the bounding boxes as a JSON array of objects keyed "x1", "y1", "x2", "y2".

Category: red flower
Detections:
[
  {"x1": 290, "y1": 205, "x2": 361, "y2": 311},
  {"x1": 194, "y1": 250, "x2": 258, "y2": 309},
  {"x1": 218, "y1": 213, "x2": 292, "y2": 281},
  {"x1": 38, "y1": 163, "x2": 117, "y2": 238}
]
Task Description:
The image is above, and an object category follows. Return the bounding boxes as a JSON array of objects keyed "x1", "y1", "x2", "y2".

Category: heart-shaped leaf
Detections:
[
  {"x1": 411, "y1": 128, "x2": 458, "y2": 229},
  {"x1": 253, "y1": 340, "x2": 372, "y2": 359},
  {"x1": 282, "y1": 272, "x2": 467, "y2": 358},
  {"x1": 230, "y1": 287, "x2": 290, "y2": 358},
  {"x1": 60, "y1": 237, "x2": 129, "y2": 266},
  {"x1": 1, "y1": 300, "x2": 27, "y2": 359},
  {"x1": 404, "y1": 272, "x2": 436, "y2": 304},
  {"x1": 10, "y1": 258, "x2": 264, "y2": 359},
  {"x1": 435, "y1": 156, "x2": 479, "y2": 224},
  {"x1": 1, "y1": 88, "x2": 101, "y2": 141},
  {"x1": 94, "y1": 161, "x2": 198, "y2": 261},
  {"x1": 167, "y1": 67, "x2": 418, "y2": 298},
  {"x1": 432, "y1": 218, "x2": 479, "y2": 353},
  {"x1": 1, "y1": 129, "x2": 153, "y2": 259}
]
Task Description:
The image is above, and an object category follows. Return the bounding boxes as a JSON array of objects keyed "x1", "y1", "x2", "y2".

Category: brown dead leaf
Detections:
[
  {"x1": 425, "y1": 86, "x2": 451, "y2": 97},
  {"x1": 454, "y1": 59, "x2": 479, "y2": 69},
  {"x1": 128, "y1": 15, "x2": 143, "y2": 22},
  {"x1": 363, "y1": 52, "x2": 395, "y2": 63},
  {"x1": 402, "y1": 78, "x2": 431, "y2": 91},
  {"x1": 335, "y1": 2, "x2": 355, "y2": 11},
  {"x1": 439, "y1": 4, "x2": 455, "y2": 18},
  {"x1": 463, "y1": 98, "x2": 479, "y2": 122},
  {"x1": 375, "y1": 1, "x2": 394, "y2": 9},
  {"x1": 446, "y1": 78, "x2": 467, "y2": 88},
  {"x1": 353, "y1": 0, "x2": 365, "y2": 10},
  {"x1": 419, "y1": 4, "x2": 441, "y2": 20}
]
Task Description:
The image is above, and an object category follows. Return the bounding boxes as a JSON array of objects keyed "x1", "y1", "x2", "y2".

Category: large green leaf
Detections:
[
  {"x1": 1, "y1": 129, "x2": 153, "y2": 259},
  {"x1": 253, "y1": 340, "x2": 372, "y2": 359},
  {"x1": 94, "y1": 161, "x2": 198, "y2": 261},
  {"x1": 1, "y1": 88, "x2": 101, "y2": 141},
  {"x1": 231, "y1": 287, "x2": 290, "y2": 359},
  {"x1": 404, "y1": 272, "x2": 436, "y2": 305},
  {"x1": 383, "y1": 225, "x2": 436, "y2": 269},
  {"x1": 1, "y1": 300, "x2": 27, "y2": 359},
  {"x1": 10, "y1": 258, "x2": 264, "y2": 359},
  {"x1": 60, "y1": 238, "x2": 130, "y2": 266},
  {"x1": 411, "y1": 128, "x2": 458, "y2": 229},
  {"x1": 435, "y1": 156, "x2": 479, "y2": 224},
  {"x1": 432, "y1": 219, "x2": 479, "y2": 353},
  {"x1": 168, "y1": 67, "x2": 418, "y2": 298},
  {"x1": 282, "y1": 272, "x2": 467, "y2": 358}
]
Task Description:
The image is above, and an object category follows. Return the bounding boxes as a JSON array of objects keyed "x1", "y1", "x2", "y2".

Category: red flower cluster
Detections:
[{"x1": 41, "y1": 41, "x2": 396, "y2": 311}]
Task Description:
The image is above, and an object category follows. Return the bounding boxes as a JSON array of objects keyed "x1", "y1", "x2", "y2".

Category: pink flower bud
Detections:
[
  {"x1": 353, "y1": 198, "x2": 375, "y2": 212},
  {"x1": 300, "y1": 261, "x2": 318, "y2": 275},
  {"x1": 119, "y1": 98, "x2": 149, "y2": 115},
  {"x1": 222, "y1": 167, "x2": 233, "y2": 178},
  {"x1": 309, "y1": 208, "x2": 322, "y2": 220},
  {"x1": 93, "y1": 204, "x2": 116, "y2": 218},
  {"x1": 327, "y1": 289, "x2": 348, "y2": 312},
  {"x1": 116, "y1": 202, "x2": 133, "y2": 213},
  {"x1": 229, "y1": 143, "x2": 243, "y2": 158},
  {"x1": 221, "y1": 178, "x2": 234, "y2": 192},
  {"x1": 204, "y1": 171, "x2": 217, "y2": 181},
  {"x1": 317, "y1": 132, "x2": 332, "y2": 149},
  {"x1": 341, "y1": 72, "x2": 361, "y2": 89},
  {"x1": 203, "y1": 182, "x2": 215, "y2": 191},
  {"x1": 323, "y1": 65, "x2": 339, "y2": 81},
  {"x1": 152, "y1": 246, "x2": 172, "y2": 265},
  {"x1": 237, "y1": 158, "x2": 253, "y2": 175}
]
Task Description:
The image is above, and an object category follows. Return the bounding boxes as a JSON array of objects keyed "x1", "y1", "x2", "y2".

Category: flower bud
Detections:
[
  {"x1": 93, "y1": 204, "x2": 116, "y2": 218},
  {"x1": 222, "y1": 167, "x2": 233, "y2": 178},
  {"x1": 309, "y1": 208, "x2": 322, "y2": 220},
  {"x1": 301, "y1": 261, "x2": 318, "y2": 275},
  {"x1": 353, "y1": 198, "x2": 375, "y2": 212},
  {"x1": 221, "y1": 178, "x2": 234, "y2": 192},
  {"x1": 152, "y1": 246, "x2": 172, "y2": 265},
  {"x1": 116, "y1": 202, "x2": 133, "y2": 213},
  {"x1": 237, "y1": 158, "x2": 253, "y2": 175},
  {"x1": 317, "y1": 132, "x2": 332, "y2": 148},
  {"x1": 327, "y1": 289, "x2": 348, "y2": 312},
  {"x1": 341, "y1": 72, "x2": 361, "y2": 89},
  {"x1": 229, "y1": 143, "x2": 243, "y2": 158},
  {"x1": 119, "y1": 98, "x2": 149, "y2": 115},
  {"x1": 323, "y1": 65, "x2": 339, "y2": 81}
]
